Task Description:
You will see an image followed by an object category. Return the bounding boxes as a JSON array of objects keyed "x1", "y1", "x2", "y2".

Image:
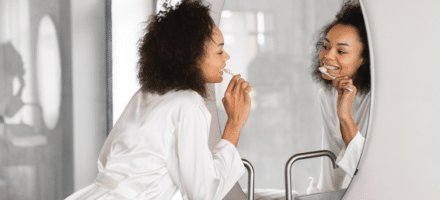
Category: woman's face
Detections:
[
  {"x1": 200, "y1": 26, "x2": 230, "y2": 83},
  {"x1": 319, "y1": 24, "x2": 364, "y2": 80}
]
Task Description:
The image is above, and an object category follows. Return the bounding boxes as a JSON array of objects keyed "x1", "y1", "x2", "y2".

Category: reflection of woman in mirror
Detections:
[
  {"x1": 311, "y1": 2, "x2": 370, "y2": 192},
  {"x1": 66, "y1": 0, "x2": 252, "y2": 199}
]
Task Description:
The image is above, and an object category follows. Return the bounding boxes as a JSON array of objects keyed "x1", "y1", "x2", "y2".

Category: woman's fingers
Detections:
[
  {"x1": 333, "y1": 76, "x2": 352, "y2": 91},
  {"x1": 338, "y1": 78, "x2": 354, "y2": 92},
  {"x1": 222, "y1": 75, "x2": 252, "y2": 127},
  {"x1": 244, "y1": 86, "x2": 252, "y2": 110},
  {"x1": 232, "y1": 78, "x2": 246, "y2": 97},
  {"x1": 225, "y1": 74, "x2": 242, "y2": 97},
  {"x1": 244, "y1": 85, "x2": 252, "y2": 94},
  {"x1": 336, "y1": 79, "x2": 357, "y2": 119},
  {"x1": 241, "y1": 80, "x2": 249, "y2": 89},
  {"x1": 332, "y1": 76, "x2": 343, "y2": 89}
]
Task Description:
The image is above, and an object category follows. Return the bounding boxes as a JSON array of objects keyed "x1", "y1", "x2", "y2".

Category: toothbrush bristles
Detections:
[{"x1": 321, "y1": 67, "x2": 350, "y2": 91}]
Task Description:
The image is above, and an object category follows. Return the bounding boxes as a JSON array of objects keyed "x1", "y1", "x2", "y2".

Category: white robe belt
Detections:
[{"x1": 94, "y1": 173, "x2": 139, "y2": 199}]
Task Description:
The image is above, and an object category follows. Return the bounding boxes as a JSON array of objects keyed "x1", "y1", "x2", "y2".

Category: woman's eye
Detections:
[
  {"x1": 322, "y1": 45, "x2": 328, "y2": 50},
  {"x1": 218, "y1": 51, "x2": 224, "y2": 55},
  {"x1": 338, "y1": 50, "x2": 347, "y2": 54}
]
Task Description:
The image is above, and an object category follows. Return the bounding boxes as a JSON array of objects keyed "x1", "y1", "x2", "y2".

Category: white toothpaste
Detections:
[{"x1": 319, "y1": 66, "x2": 352, "y2": 92}]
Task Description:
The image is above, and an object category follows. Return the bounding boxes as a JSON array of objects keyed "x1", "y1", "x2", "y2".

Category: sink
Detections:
[{"x1": 294, "y1": 189, "x2": 347, "y2": 200}]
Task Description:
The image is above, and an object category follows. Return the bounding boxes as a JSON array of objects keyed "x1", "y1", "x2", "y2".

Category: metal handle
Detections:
[
  {"x1": 242, "y1": 158, "x2": 254, "y2": 200},
  {"x1": 285, "y1": 150, "x2": 338, "y2": 200}
]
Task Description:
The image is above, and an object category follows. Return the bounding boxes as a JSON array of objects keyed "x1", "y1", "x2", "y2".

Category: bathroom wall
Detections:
[{"x1": 71, "y1": 0, "x2": 108, "y2": 193}]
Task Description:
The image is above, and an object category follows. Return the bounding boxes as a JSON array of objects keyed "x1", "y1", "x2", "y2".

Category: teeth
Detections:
[
  {"x1": 322, "y1": 62, "x2": 339, "y2": 70},
  {"x1": 324, "y1": 65, "x2": 339, "y2": 70}
]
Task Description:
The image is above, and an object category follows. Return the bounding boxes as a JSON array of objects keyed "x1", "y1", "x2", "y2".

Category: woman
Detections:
[
  {"x1": 311, "y1": 2, "x2": 371, "y2": 192},
  {"x1": 65, "y1": 0, "x2": 252, "y2": 199}
]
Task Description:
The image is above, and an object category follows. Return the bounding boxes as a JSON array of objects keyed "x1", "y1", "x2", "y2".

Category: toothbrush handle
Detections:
[{"x1": 224, "y1": 69, "x2": 235, "y2": 76}]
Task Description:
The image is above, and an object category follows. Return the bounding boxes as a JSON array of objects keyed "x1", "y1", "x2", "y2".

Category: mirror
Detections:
[
  {"x1": 36, "y1": 15, "x2": 62, "y2": 130},
  {"x1": 215, "y1": 0, "x2": 372, "y2": 198},
  {"x1": 0, "y1": 0, "x2": 66, "y2": 197}
]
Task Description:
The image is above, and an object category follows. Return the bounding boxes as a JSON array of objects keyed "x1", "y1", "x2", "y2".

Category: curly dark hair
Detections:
[
  {"x1": 311, "y1": 1, "x2": 370, "y2": 94},
  {"x1": 137, "y1": 0, "x2": 214, "y2": 98}
]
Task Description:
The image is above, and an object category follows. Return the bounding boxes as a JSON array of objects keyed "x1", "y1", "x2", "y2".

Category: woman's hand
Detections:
[
  {"x1": 332, "y1": 76, "x2": 357, "y2": 120},
  {"x1": 223, "y1": 74, "x2": 252, "y2": 128},
  {"x1": 332, "y1": 76, "x2": 359, "y2": 146},
  {"x1": 221, "y1": 74, "x2": 252, "y2": 146}
]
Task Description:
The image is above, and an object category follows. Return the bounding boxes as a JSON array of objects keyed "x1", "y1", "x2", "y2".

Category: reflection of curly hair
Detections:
[
  {"x1": 312, "y1": 1, "x2": 370, "y2": 94},
  {"x1": 137, "y1": 0, "x2": 214, "y2": 98}
]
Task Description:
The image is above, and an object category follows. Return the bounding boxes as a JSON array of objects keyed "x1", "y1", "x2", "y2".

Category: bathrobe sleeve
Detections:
[
  {"x1": 317, "y1": 119, "x2": 348, "y2": 192},
  {"x1": 316, "y1": 89, "x2": 350, "y2": 192},
  {"x1": 174, "y1": 103, "x2": 245, "y2": 200},
  {"x1": 335, "y1": 131, "x2": 365, "y2": 178}
]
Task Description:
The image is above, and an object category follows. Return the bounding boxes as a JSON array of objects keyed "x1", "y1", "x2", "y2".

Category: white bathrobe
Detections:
[
  {"x1": 317, "y1": 86, "x2": 371, "y2": 192},
  {"x1": 65, "y1": 89, "x2": 245, "y2": 200}
]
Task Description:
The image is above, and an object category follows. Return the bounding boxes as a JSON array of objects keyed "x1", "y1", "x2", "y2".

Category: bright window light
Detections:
[
  {"x1": 221, "y1": 10, "x2": 233, "y2": 18},
  {"x1": 257, "y1": 11, "x2": 265, "y2": 33}
]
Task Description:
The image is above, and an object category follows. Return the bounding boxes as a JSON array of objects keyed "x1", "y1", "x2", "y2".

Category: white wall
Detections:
[
  {"x1": 112, "y1": 0, "x2": 152, "y2": 123},
  {"x1": 344, "y1": 1, "x2": 440, "y2": 199},
  {"x1": 71, "y1": 0, "x2": 107, "y2": 191}
]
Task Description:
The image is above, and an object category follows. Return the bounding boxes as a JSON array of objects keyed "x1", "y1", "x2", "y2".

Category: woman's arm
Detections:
[
  {"x1": 175, "y1": 104, "x2": 245, "y2": 200},
  {"x1": 339, "y1": 116, "x2": 358, "y2": 146},
  {"x1": 336, "y1": 131, "x2": 365, "y2": 177},
  {"x1": 333, "y1": 76, "x2": 358, "y2": 146},
  {"x1": 331, "y1": 78, "x2": 366, "y2": 177}
]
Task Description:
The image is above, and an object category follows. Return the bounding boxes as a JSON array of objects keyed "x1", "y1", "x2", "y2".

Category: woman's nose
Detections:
[
  {"x1": 323, "y1": 49, "x2": 336, "y2": 61},
  {"x1": 225, "y1": 51, "x2": 230, "y2": 61}
]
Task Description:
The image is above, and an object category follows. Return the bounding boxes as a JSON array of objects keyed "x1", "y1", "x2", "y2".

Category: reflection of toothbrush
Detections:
[
  {"x1": 319, "y1": 67, "x2": 352, "y2": 92},
  {"x1": 222, "y1": 68, "x2": 235, "y2": 76},
  {"x1": 319, "y1": 67, "x2": 336, "y2": 79}
]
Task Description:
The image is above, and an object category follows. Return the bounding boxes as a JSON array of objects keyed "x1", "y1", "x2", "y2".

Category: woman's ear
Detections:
[{"x1": 357, "y1": 56, "x2": 364, "y2": 68}]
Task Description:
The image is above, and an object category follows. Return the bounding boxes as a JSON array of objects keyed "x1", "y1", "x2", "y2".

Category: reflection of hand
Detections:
[
  {"x1": 332, "y1": 76, "x2": 358, "y2": 146},
  {"x1": 332, "y1": 76, "x2": 356, "y2": 120},
  {"x1": 221, "y1": 74, "x2": 252, "y2": 147}
]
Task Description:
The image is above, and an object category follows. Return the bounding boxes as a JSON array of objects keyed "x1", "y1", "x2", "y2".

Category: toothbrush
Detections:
[
  {"x1": 222, "y1": 68, "x2": 235, "y2": 76},
  {"x1": 319, "y1": 67, "x2": 353, "y2": 92}
]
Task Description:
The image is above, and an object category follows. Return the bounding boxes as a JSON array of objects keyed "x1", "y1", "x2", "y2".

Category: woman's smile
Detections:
[{"x1": 323, "y1": 62, "x2": 340, "y2": 70}]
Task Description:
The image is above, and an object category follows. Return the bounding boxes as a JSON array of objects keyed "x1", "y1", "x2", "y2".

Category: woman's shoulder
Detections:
[
  {"x1": 318, "y1": 85, "x2": 370, "y2": 102},
  {"x1": 156, "y1": 89, "x2": 206, "y2": 112},
  {"x1": 318, "y1": 85, "x2": 337, "y2": 102},
  {"x1": 137, "y1": 88, "x2": 203, "y2": 104},
  {"x1": 167, "y1": 89, "x2": 204, "y2": 103},
  {"x1": 355, "y1": 90, "x2": 371, "y2": 105}
]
